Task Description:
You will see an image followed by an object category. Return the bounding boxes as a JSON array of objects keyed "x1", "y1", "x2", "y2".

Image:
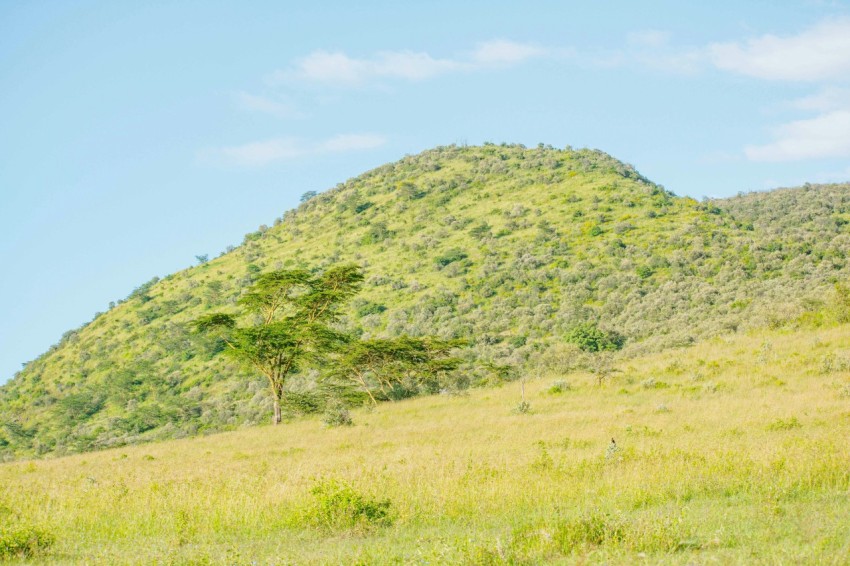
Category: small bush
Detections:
[
  {"x1": 513, "y1": 400, "x2": 532, "y2": 414},
  {"x1": 323, "y1": 404, "x2": 353, "y2": 427},
  {"x1": 0, "y1": 523, "x2": 55, "y2": 559},
  {"x1": 307, "y1": 478, "x2": 393, "y2": 531},
  {"x1": 531, "y1": 441, "x2": 554, "y2": 471},
  {"x1": 435, "y1": 248, "x2": 468, "y2": 267},
  {"x1": 547, "y1": 380, "x2": 571, "y2": 394}
]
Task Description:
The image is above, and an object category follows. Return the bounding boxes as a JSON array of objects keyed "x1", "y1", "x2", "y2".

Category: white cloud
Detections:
[
  {"x1": 627, "y1": 30, "x2": 671, "y2": 48},
  {"x1": 372, "y1": 51, "x2": 463, "y2": 80},
  {"x1": 204, "y1": 133, "x2": 387, "y2": 167},
  {"x1": 279, "y1": 49, "x2": 462, "y2": 85},
  {"x1": 272, "y1": 40, "x2": 545, "y2": 86},
  {"x1": 790, "y1": 87, "x2": 850, "y2": 112},
  {"x1": 744, "y1": 110, "x2": 850, "y2": 161},
  {"x1": 236, "y1": 92, "x2": 302, "y2": 118},
  {"x1": 470, "y1": 39, "x2": 546, "y2": 65},
  {"x1": 582, "y1": 30, "x2": 701, "y2": 74},
  {"x1": 635, "y1": 49, "x2": 704, "y2": 74},
  {"x1": 708, "y1": 18, "x2": 850, "y2": 81},
  {"x1": 217, "y1": 138, "x2": 303, "y2": 167}
]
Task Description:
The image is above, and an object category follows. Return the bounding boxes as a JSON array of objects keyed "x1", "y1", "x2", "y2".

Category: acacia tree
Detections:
[
  {"x1": 193, "y1": 265, "x2": 363, "y2": 424},
  {"x1": 328, "y1": 336, "x2": 465, "y2": 405}
]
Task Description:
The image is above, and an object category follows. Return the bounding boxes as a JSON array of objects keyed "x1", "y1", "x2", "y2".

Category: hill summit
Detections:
[{"x1": 2, "y1": 143, "x2": 849, "y2": 458}]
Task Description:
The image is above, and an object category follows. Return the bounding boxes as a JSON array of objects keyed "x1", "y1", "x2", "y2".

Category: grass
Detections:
[{"x1": 3, "y1": 324, "x2": 850, "y2": 564}]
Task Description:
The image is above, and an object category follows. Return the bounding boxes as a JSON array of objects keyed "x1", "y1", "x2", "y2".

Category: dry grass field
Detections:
[{"x1": 3, "y1": 324, "x2": 850, "y2": 564}]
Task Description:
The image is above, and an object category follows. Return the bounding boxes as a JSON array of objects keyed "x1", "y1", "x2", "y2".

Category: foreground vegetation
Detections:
[
  {"x1": 3, "y1": 144, "x2": 850, "y2": 458},
  {"x1": 3, "y1": 323, "x2": 850, "y2": 564}
]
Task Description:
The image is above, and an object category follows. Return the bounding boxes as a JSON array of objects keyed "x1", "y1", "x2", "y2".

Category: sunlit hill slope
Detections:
[{"x1": 2, "y1": 143, "x2": 850, "y2": 458}]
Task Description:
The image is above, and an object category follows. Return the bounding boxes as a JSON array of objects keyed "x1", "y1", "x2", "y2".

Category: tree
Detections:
[
  {"x1": 193, "y1": 265, "x2": 363, "y2": 424},
  {"x1": 587, "y1": 351, "x2": 619, "y2": 386},
  {"x1": 300, "y1": 190, "x2": 318, "y2": 203},
  {"x1": 327, "y1": 336, "x2": 465, "y2": 405},
  {"x1": 565, "y1": 323, "x2": 625, "y2": 386}
]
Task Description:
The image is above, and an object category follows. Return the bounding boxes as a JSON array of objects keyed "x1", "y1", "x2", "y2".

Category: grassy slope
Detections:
[
  {"x1": 2, "y1": 144, "x2": 850, "y2": 458},
  {"x1": 2, "y1": 323, "x2": 850, "y2": 564}
]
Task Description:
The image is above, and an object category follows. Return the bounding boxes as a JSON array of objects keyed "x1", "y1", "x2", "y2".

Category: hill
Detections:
[
  {"x1": 2, "y1": 143, "x2": 850, "y2": 458},
  {"x1": 2, "y1": 323, "x2": 849, "y2": 563}
]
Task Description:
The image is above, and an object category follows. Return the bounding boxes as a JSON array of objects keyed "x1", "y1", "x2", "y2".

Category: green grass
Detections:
[{"x1": 3, "y1": 323, "x2": 850, "y2": 564}]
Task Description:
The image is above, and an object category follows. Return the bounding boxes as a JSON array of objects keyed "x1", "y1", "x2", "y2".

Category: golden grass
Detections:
[{"x1": 3, "y1": 325, "x2": 850, "y2": 564}]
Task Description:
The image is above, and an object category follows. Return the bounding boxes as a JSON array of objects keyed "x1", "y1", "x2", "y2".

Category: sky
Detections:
[{"x1": 2, "y1": 0, "x2": 850, "y2": 383}]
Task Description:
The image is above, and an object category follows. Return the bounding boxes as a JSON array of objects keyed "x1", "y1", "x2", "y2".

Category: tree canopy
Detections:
[
  {"x1": 194, "y1": 265, "x2": 364, "y2": 424},
  {"x1": 327, "y1": 336, "x2": 466, "y2": 405}
]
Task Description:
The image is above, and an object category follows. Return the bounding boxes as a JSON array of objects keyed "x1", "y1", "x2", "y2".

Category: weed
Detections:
[
  {"x1": 605, "y1": 439, "x2": 621, "y2": 462},
  {"x1": 821, "y1": 353, "x2": 850, "y2": 374},
  {"x1": 552, "y1": 509, "x2": 697, "y2": 554},
  {"x1": 767, "y1": 417, "x2": 802, "y2": 431},
  {"x1": 547, "y1": 380, "x2": 571, "y2": 394},
  {"x1": 554, "y1": 510, "x2": 626, "y2": 550},
  {"x1": 531, "y1": 441, "x2": 554, "y2": 471}
]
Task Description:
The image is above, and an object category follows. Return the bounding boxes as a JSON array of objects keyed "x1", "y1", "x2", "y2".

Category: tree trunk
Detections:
[{"x1": 272, "y1": 395, "x2": 282, "y2": 425}]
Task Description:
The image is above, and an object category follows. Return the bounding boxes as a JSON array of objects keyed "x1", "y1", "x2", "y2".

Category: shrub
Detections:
[
  {"x1": 307, "y1": 478, "x2": 393, "y2": 531},
  {"x1": 323, "y1": 404, "x2": 353, "y2": 427},
  {"x1": 355, "y1": 301, "x2": 387, "y2": 318},
  {"x1": 547, "y1": 380, "x2": 571, "y2": 394},
  {"x1": 0, "y1": 523, "x2": 55, "y2": 559},
  {"x1": 435, "y1": 248, "x2": 468, "y2": 267}
]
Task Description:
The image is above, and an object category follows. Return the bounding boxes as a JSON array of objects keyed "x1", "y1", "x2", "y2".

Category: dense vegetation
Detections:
[{"x1": 2, "y1": 143, "x2": 850, "y2": 459}]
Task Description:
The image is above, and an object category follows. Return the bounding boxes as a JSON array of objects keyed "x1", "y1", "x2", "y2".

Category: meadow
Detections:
[{"x1": 3, "y1": 323, "x2": 850, "y2": 564}]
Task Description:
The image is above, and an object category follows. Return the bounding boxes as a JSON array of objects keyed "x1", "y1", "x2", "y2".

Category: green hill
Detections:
[{"x1": 2, "y1": 143, "x2": 849, "y2": 458}]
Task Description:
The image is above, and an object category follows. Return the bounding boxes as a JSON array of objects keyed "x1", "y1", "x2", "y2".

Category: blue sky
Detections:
[{"x1": 2, "y1": 0, "x2": 850, "y2": 383}]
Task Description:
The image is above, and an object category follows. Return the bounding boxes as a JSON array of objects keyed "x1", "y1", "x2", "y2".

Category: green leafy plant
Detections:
[
  {"x1": 307, "y1": 478, "x2": 393, "y2": 531},
  {"x1": 0, "y1": 523, "x2": 55, "y2": 560}
]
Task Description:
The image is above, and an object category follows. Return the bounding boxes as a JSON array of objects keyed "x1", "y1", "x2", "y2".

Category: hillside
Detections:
[
  {"x1": 2, "y1": 144, "x2": 850, "y2": 458},
  {"x1": 2, "y1": 323, "x2": 850, "y2": 563}
]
